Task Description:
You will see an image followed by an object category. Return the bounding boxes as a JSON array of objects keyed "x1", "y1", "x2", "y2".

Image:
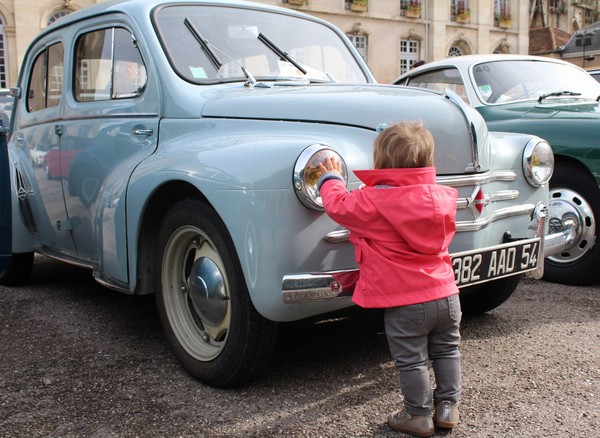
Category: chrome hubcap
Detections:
[
  {"x1": 548, "y1": 188, "x2": 595, "y2": 264},
  {"x1": 189, "y1": 257, "x2": 228, "y2": 328}
]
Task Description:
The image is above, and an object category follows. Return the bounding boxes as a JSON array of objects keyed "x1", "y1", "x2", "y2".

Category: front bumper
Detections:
[{"x1": 281, "y1": 202, "x2": 576, "y2": 304}]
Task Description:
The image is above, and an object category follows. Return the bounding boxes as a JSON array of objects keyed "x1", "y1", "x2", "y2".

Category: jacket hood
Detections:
[{"x1": 354, "y1": 167, "x2": 457, "y2": 255}]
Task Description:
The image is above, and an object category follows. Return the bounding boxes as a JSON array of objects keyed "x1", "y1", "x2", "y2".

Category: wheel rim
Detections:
[
  {"x1": 548, "y1": 187, "x2": 596, "y2": 264},
  {"x1": 161, "y1": 225, "x2": 231, "y2": 361}
]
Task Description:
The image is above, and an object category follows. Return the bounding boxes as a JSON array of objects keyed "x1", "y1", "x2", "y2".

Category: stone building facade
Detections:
[
  {"x1": 1, "y1": 1, "x2": 598, "y2": 87},
  {"x1": 0, "y1": 0, "x2": 534, "y2": 87}
]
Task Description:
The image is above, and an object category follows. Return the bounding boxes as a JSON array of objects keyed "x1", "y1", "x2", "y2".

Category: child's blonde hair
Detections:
[{"x1": 373, "y1": 121, "x2": 434, "y2": 169}]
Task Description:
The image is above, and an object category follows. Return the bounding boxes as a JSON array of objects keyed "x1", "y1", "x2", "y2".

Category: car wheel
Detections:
[
  {"x1": 0, "y1": 252, "x2": 34, "y2": 286},
  {"x1": 154, "y1": 199, "x2": 277, "y2": 387},
  {"x1": 544, "y1": 163, "x2": 600, "y2": 285},
  {"x1": 459, "y1": 274, "x2": 521, "y2": 315}
]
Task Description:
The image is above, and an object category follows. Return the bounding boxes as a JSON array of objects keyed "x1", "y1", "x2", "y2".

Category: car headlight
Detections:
[
  {"x1": 523, "y1": 139, "x2": 554, "y2": 187},
  {"x1": 293, "y1": 144, "x2": 348, "y2": 210}
]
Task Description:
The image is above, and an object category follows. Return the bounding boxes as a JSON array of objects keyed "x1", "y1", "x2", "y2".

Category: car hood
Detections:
[
  {"x1": 202, "y1": 83, "x2": 455, "y2": 126},
  {"x1": 201, "y1": 84, "x2": 486, "y2": 174}
]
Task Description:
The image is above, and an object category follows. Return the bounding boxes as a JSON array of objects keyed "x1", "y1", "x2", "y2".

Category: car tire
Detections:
[
  {"x1": 544, "y1": 162, "x2": 600, "y2": 285},
  {"x1": 154, "y1": 199, "x2": 278, "y2": 387},
  {"x1": 458, "y1": 274, "x2": 521, "y2": 315},
  {"x1": 0, "y1": 252, "x2": 34, "y2": 286}
]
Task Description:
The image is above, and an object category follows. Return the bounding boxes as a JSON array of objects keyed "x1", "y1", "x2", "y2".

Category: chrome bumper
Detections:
[{"x1": 282, "y1": 202, "x2": 577, "y2": 304}]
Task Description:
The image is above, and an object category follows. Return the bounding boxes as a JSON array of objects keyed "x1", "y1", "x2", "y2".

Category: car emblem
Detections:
[{"x1": 467, "y1": 186, "x2": 487, "y2": 218}]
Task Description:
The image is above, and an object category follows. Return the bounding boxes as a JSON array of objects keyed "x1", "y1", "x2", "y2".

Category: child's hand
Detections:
[{"x1": 317, "y1": 156, "x2": 342, "y2": 175}]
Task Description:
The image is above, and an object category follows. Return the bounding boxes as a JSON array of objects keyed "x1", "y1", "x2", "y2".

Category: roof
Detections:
[
  {"x1": 394, "y1": 53, "x2": 580, "y2": 83},
  {"x1": 529, "y1": 26, "x2": 571, "y2": 55},
  {"x1": 405, "y1": 54, "x2": 573, "y2": 72}
]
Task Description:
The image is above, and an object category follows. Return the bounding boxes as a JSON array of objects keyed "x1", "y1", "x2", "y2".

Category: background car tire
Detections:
[
  {"x1": 459, "y1": 274, "x2": 521, "y2": 315},
  {"x1": 154, "y1": 199, "x2": 278, "y2": 387},
  {"x1": 544, "y1": 162, "x2": 600, "y2": 285},
  {"x1": 0, "y1": 252, "x2": 34, "y2": 286}
]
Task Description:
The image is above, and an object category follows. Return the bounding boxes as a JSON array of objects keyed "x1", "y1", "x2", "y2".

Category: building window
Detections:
[
  {"x1": 0, "y1": 14, "x2": 7, "y2": 88},
  {"x1": 47, "y1": 9, "x2": 72, "y2": 27},
  {"x1": 451, "y1": 0, "x2": 470, "y2": 22},
  {"x1": 400, "y1": 39, "x2": 419, "y2": 74},
  {"x1": 494, "y1": 0, "x2": 511, "y2": 27},
  {"x1": 347, "y1": 34, "x2": 367, "y2": 62},
  {"x1": 400, "y1": 0, "x2": 421, "y2": 18},
  {"x1": 346, "y1": 1, "x2": 368, "y2": 12},
  {"x1": 448, "y1": 46, "x2": 463, "y2": 57}
]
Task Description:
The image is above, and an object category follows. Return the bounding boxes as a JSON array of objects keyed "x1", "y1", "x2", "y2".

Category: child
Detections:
[{"x1": 316, "y1": 121, "x2": 461, "y2": 437}]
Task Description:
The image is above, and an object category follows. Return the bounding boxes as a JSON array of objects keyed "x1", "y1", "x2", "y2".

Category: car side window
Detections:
[
  {"x1": 407, "y1": 68, "x2": 468, "y2": 103},
  {"x1": 74, "y1": 27, "x2": 147, "y2": 102},
  {"x1": 26, "y1": 43, "x2": 64, "y2": 112}
]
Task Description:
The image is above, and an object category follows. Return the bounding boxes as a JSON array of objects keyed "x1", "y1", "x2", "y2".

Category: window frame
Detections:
[
  {"x1": 26, "y1": 42, "x2": 64, "y2": 113},
  {"x1": 73, "y1": 26, "x2": 147, "y2": 103},
  {"x1": 399, "y1": 39, "x2": 419, "y2": 75},
  {"x1": 405, "y1": 67, "x2": 469, "y2": 102}
]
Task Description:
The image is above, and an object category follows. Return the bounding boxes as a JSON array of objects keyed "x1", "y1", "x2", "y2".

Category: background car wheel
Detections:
[
  {"x1": 154, "y1": 199, "x2": 277, "y2": 387},
  {"x1": 0, "y1": 252, "x2": 34, "y2": 286},
  {"x1": 459, "y1": 275, "x2": 521, "y2": 315},
  {"x1": 544, "y1": 163, "x2": 600, "y2": 285}
]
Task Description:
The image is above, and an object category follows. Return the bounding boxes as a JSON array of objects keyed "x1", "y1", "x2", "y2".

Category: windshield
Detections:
[
  {"x1": 153, "y1": 5, "x2": 368, "y2": 84},
  {"x1": 472, "y1": 60, "x2": 600, "y2": 104}
]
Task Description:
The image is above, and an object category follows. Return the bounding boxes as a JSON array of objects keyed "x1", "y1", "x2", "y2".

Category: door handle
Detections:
[{"x1": 133, "y1": 129, "x2": 154, "y2": 136}]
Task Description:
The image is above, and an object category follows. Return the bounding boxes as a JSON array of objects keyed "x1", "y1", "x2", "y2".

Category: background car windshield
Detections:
[
  {"x1": 472, "y1": 60, "x2": 600, "y2": 104},
  {"x1": 153, "y1": 5, "x2": 367, "y2": 84}
]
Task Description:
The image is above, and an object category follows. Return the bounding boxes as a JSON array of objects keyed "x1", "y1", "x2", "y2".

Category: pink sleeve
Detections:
[{"x1": 319, "y1": 180, "x2": 376, "y2": 231}]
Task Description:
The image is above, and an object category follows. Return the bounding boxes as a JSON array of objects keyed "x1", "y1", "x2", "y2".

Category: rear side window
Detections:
[
  {"x1": 74, "y1": 27, "x2": 147, "y2": 102},
  {"x1": 407, "y1": 68, "x2": 468, "y2": 103},
  {"x1": 26, "y1": 43, "x2": 64, "y2": 112}
]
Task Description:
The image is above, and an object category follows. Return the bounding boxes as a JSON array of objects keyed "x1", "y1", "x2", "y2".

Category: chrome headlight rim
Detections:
[
  {"x1": 523, "y1": 138, "x2": 554, "y2": 187},
  {"x1": 293, "y1": 143, "x2": 348, "y2": 211}
]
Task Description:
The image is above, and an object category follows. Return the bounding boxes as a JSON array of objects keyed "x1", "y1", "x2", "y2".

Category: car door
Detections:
[
  {"x1": 12, "y1": 40, "x2": 79, "y2": 257},
  {"x1": 60, "y1": 24, "x2": 159, "y2": 280}
]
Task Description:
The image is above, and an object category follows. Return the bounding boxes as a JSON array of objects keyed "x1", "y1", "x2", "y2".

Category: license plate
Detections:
[{"x1": 451, "y1": 238, "x2": 541, "y2": 287}]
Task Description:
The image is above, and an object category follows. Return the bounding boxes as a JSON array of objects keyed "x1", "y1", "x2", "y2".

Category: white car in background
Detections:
[{"x1": 28, "y1": 144, "x2": 47, "y2": 167}]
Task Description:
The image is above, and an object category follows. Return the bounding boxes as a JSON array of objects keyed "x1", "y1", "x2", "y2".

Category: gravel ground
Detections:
[{"x1": 1, "y1": 254, "x2": 599, "y2": 437}]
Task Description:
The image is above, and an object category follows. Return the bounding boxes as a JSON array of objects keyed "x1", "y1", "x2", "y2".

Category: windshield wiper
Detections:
[
  {"x1": 257, "y1": 32, "x2": 307, "y2": 75},
  {"x1": 184, "y1": 18, "x2": 260, "y2": 87},
  {"x1": 538, "y1": 90, "x2": 582, "y2": 103},
  {"x1": 184, "y1": 18, "x2": 222, "y2": 72}
]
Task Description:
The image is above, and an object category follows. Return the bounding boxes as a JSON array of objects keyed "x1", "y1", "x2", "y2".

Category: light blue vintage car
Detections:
[{"x1": 0, "y1": 0, "x2": 570, "y2": 387}]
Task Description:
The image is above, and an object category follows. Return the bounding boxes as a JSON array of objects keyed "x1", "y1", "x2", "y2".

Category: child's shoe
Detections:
[
  {"x1": 387, "y1": 410, "x2": 434, "y2": 437},
  {"x1": 434, "y1": 400, "x2": 459, "y2": 429}
]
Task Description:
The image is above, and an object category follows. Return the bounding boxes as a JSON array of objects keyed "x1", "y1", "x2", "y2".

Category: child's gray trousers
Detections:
[{"x1": 384, "y1": 293, "x2": 462, "y2": 416}]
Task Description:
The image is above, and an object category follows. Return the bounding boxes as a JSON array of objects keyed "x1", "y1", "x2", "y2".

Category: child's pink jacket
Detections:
[{"x1": 319, "y1": 166, "x2": 459, "y2": 308}]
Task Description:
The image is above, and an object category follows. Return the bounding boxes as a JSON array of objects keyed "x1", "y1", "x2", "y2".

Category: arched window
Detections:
[
  {"x1": 493, "y1": 42, "x2": 510, "y2": 54},
  {"x1": 47, "y1": 9, "x2": 72, "y2": 27},
  {"x1": 448, "y1": 46, "x2": 463, "y2": 57},
  {"x1": 0, "y1": 14, "x2": 8, "y2": 88}
]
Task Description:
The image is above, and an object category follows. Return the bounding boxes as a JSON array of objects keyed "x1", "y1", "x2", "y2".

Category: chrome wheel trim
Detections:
[
  {"x1": 547, "y1": 187, "x2": 595, "y2": 264},
  {"x1": 161, "y1": 225, "x2": 231, "y2": 361}
]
